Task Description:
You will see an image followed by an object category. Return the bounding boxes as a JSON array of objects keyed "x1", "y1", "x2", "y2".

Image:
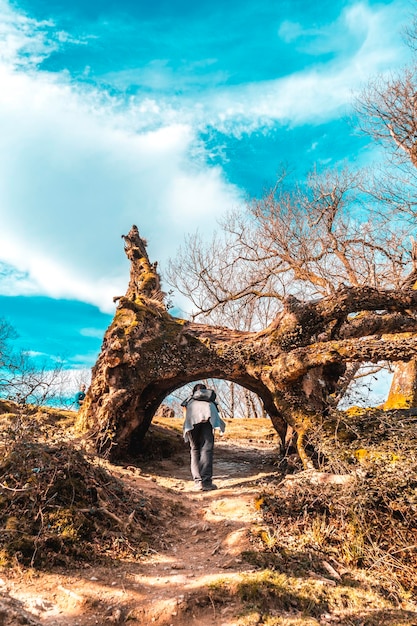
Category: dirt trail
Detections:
[{"x1": 2, "y1": 437, "x2": 280, "y2": 626}]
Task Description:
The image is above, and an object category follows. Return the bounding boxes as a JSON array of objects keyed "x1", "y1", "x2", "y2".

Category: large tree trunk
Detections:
[
  {"x1": 385, "y1": 242, "x2": 417, "y2": 410},
  {"x1": 78, "y1": 226, "x2": 417, "y2": 465},
  {"x1": 385, "y1": 360, "x2": 417, "y2": 409}
]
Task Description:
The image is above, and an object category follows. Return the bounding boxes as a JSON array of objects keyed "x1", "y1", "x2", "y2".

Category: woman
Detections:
[{"x1": 181, "y1": 383, "x2": 225, "y2": 491}]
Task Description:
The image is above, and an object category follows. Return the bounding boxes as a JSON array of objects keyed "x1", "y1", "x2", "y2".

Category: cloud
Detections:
[
  {"x1": 112, "y1": 1, "x2": 411, "y2": 137},
  {"x1": 22, "y1": 350, "x2": 50, "y2": 358},
  {"x1": 196, "y1": 1, "x2": 411, "y2": 132},
  {"x1": 277, "y1": 1, "x2": 406, "y2": 58},
  {"x1": 0, "y1": 0, "x2": 412, "y2": 313},
  {"x1": 278, "y1": 20, "x2": 304, "y2": 44},
  {"x1": 0, "y1": 3, "x2": 242, "y2": 312},
  {"x1": 80, "y1": 327, "x2": 110, "y2": 338},
  {"x1": 0, "y1": 262, "x2": 39, "y2": 296}
]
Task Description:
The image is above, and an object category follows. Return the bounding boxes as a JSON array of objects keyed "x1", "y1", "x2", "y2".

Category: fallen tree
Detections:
[{"x1": 78, "y1": 225, "x2": 417, "y2": 466}]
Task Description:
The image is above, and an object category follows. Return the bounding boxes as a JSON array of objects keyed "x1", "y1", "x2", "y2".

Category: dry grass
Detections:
[
  {"x1": 153, "y1": 411, "x2": 417, "y2": 624},
  {"x1": 246, "y1": 407, "x2": 417, "y2": 620},
  {"x1": 207, "y1": 569, "x2": 417, "y2": 625},
  {"x1": 1, "y1": 404, "x2": 416, "y2": 625},
  {"x1": 152, "y1": 415, "x2": 280, "y2": 444},
  {"x1": 0, "y1": 406, "x2": 174, "y2": 568}
]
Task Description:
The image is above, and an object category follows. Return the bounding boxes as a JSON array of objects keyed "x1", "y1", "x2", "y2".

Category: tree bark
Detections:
[
  {"x1": 385, "y1": 240, "x2": 417, "y2": 409},
  {"x1": 384, "y1": 360, "x2": 417, "y2": 409},
  {"x1": 79, "y1": 226, "x2": 417, "y2": 464}
]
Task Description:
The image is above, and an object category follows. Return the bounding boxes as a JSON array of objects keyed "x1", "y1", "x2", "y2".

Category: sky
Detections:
[{"x1": 0, "y1": 0, "x2": 413, "y2": 381}]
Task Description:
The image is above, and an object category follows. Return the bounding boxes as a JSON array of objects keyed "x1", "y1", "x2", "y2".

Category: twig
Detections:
[{"x1": 0, "y1": 482, "x2": 33, "y2": 492}]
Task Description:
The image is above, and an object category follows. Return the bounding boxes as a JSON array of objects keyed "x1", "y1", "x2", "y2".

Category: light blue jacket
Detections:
[{"x1": 182, "y1": 389, "x2": 226, "y2": 442}]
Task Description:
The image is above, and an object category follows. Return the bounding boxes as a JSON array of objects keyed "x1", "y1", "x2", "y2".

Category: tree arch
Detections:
[{"x1": 78, "y1": 226, "x2": 417, "y2": 466}]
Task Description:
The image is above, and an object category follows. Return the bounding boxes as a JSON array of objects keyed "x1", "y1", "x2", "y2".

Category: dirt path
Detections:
[{"x1": 2, "y1": 437, "x2": 279, "y2": 626}]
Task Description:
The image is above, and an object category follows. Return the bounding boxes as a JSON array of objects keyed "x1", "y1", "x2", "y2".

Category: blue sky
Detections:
[{"x1": 0, "y1": 0, "x2": 413, "y2": 374}]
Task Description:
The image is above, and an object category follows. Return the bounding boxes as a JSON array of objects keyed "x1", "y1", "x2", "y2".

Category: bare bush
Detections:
[{"x1": 0, "y1": 318, "x2": 72, "y2": 408}]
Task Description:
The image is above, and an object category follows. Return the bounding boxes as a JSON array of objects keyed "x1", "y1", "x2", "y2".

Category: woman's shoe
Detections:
[{"x1": 202, "y1": 483, "x2": 218, "y2": 491}]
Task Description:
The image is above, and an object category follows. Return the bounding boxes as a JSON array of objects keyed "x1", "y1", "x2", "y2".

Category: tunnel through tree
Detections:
[{"x1": 78, "y1": 226, "x2": 417, "y2": 467}]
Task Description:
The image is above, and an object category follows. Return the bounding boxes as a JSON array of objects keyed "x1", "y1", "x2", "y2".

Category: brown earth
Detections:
[
  {"x1": 0, "y1": 418, "x2": 283, "y2": 626},
  {"x1": 2, "y1": 414, "x2": 417, "y2": 626}
]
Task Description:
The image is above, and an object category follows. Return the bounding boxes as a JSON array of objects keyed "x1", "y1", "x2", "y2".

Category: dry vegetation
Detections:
[
  {"x1": 231, "y1": 408, "x2": 417, "y2": 624},
  {"x1": 0, "y1": 402, "x2": 416, "y2": 625},
  {"x1": 0, "y1": 403, "x2": 178, "y2": 570}
]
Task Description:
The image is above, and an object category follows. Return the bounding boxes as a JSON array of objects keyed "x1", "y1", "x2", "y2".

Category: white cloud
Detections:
[
  {"x1": 0, "y1": 262, "x2": 39, "y2": 296},
  {"x1": 197, "y1": 1, "x2": 412, "y2": 132},
  {"x1": 0, "y1": 3, "x2": 242, "y2": 312},
  {"x1": 278, "y1": 20, "x2": 303, "y2": 43},
  {"x1": 0, "y1": 0, "x2": 57, "y2": 67},
  {"x1": 0, "y1": 0, "x2": 412, "y2": 313},
  {"x1": 277, "y1": 1, "x2": 407, "y2": 58},
  {"x1": 80, "y1": 327, "x2": 107, "y2": 339},
  {"x1": 110, "y1": 2, "x2": 411, "y2": 137},
  {"x1": 22, "y1": 350, "x2": 49, "y2": 357}
]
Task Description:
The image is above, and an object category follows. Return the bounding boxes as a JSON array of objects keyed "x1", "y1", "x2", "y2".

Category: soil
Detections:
[{"x1": 0, "y1": 427, "x2": 281, "y2": 626}]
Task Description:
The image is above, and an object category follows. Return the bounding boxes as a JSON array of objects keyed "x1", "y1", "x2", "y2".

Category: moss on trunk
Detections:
[{"x1": 79, "y1": 226, "x2": 417, "y2": 466}]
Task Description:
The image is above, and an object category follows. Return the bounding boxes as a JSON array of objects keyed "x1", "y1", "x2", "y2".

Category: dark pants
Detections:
[{"x1": 187, "y1": 421, "x2": 214, "y2": 485}]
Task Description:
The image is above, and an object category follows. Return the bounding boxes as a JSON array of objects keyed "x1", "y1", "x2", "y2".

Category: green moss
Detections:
[
  {"x1": 46, "y1": 507, "x2": 93, "y2": 542},
  {"x1": 113, "y1": 307, "x2": 138, "y2": 327}
]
